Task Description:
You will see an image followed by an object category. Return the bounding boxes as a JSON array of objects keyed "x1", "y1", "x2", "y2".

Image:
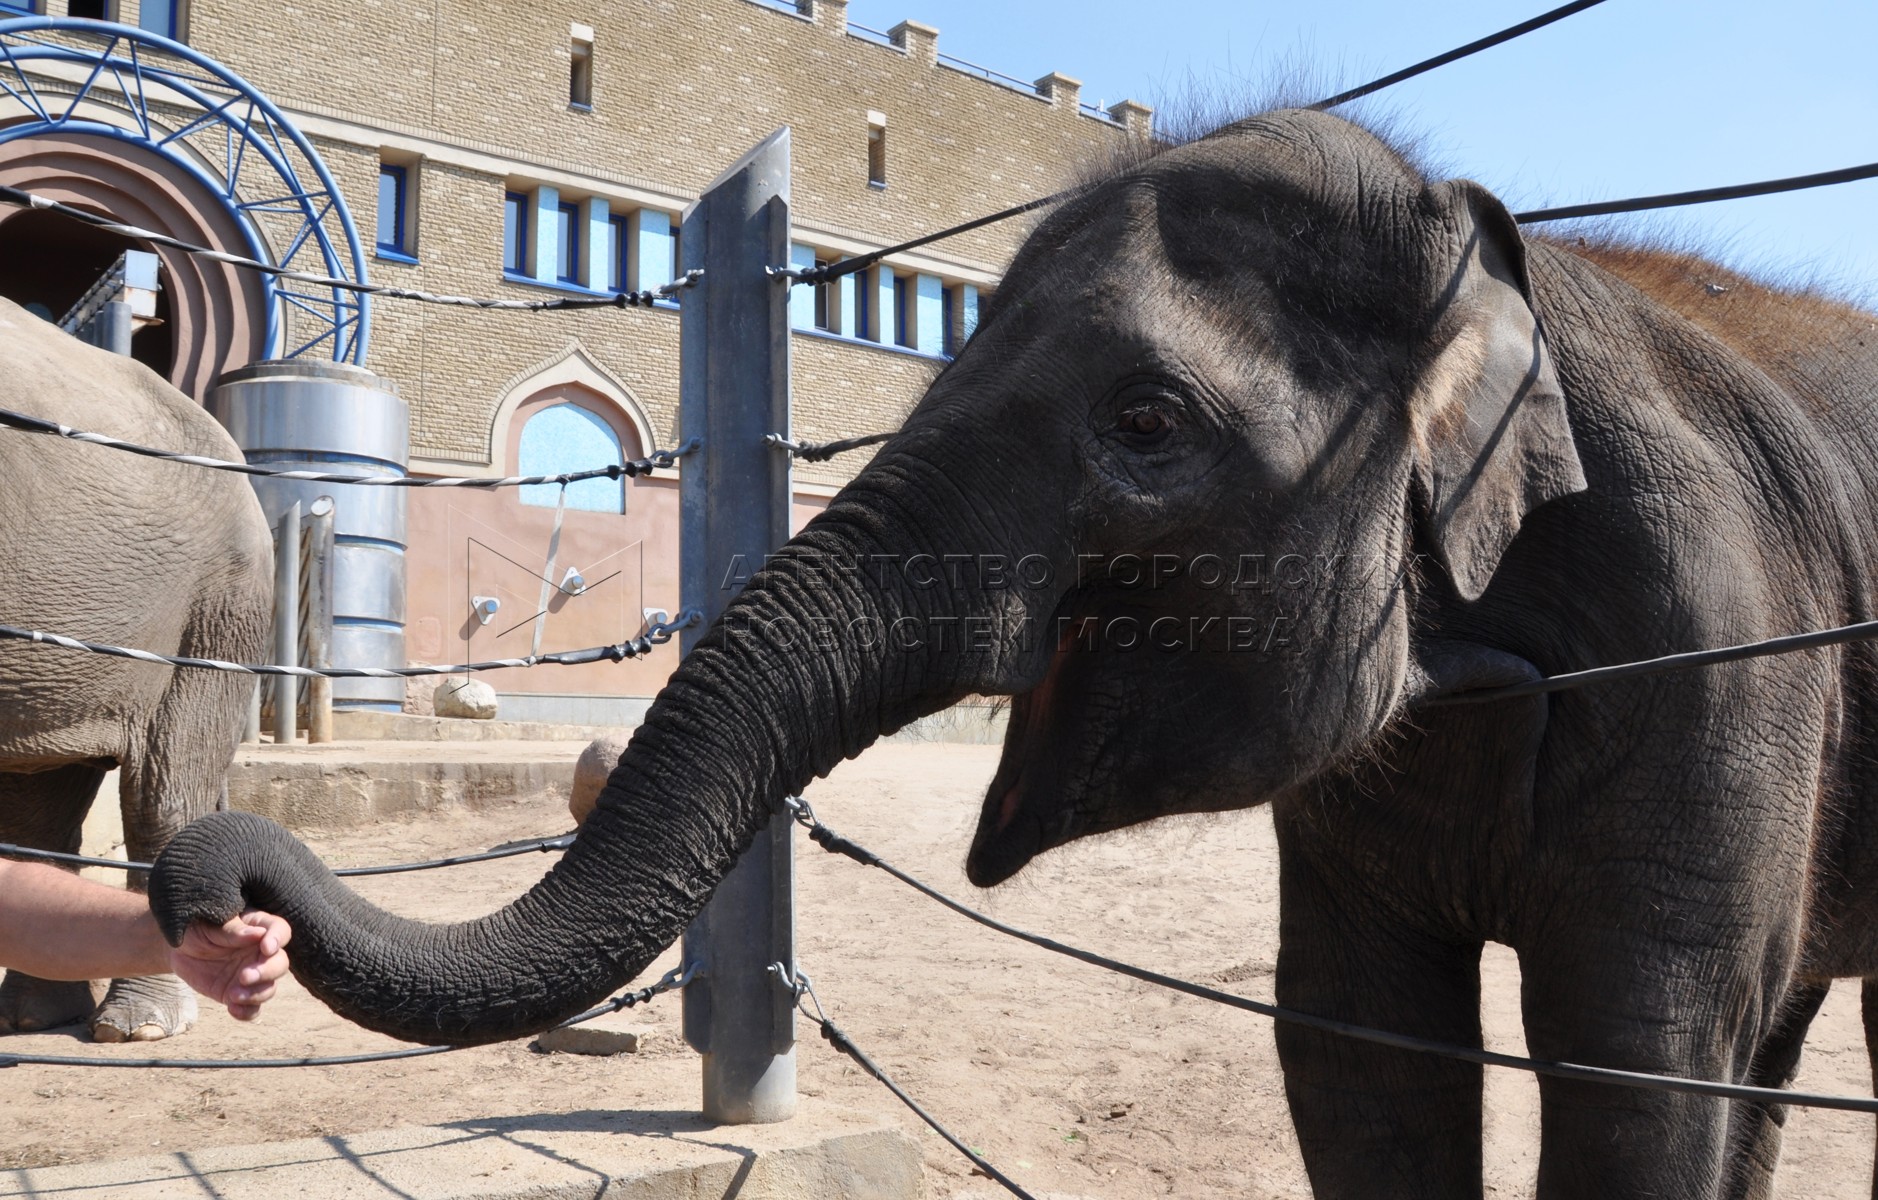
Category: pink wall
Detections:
[{"x1": 404, "y1": 382, "x2": 832, "y2": 701}]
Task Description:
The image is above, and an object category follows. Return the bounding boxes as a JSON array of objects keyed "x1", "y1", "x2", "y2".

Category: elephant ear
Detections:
[{"x1": 1410, "y1": 179, "x2": 1586, "y2": 602}]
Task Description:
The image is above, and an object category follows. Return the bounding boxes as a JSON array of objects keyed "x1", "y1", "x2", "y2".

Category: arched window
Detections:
[{"x1": 517, "y1": 403, "x2": 624, "y2": 513}]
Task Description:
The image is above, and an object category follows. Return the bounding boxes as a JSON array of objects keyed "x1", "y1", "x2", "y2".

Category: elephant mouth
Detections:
[{"x1": 966, "y1": 617, "x2": 1102, "y2": 887}]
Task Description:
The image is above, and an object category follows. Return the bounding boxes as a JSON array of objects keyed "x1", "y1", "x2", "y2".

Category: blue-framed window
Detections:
[
  {"x1": 0, "y1": 0, "x2": 43, "y2": 15},
  {"x1": 607, "y1": 213, "x2": 629, "y2": 292},
  {"x1": 855, "y1": 275, "x2": 871, "y2": 342},
  {"x1": 892, "y1": 274, "x2": 914, "y2": 348},
  {"x1": 67, "y1": 0, "x2": 110, "y2": 18},
  {"x1": 813, "y1": 260, "x2": 834, "y2": 332},
  {"x1": 555, "y1": 202, "x2": 580, "y2": 284},
  {"x1": 941, "y1": 285, "x2": 957, "y2": 356},
  {"x1": 376, "y1": 164, "x2": 412, "y2": 258},
  {"x1": 502, "y1": 192, "x2": 528, "y2": 274},
  {"x1": 138, "y1": 0, "x2": 180, "y2": 38},
  {"x1": 518, "y1": 404, "x2": 625, "y2": 513}
]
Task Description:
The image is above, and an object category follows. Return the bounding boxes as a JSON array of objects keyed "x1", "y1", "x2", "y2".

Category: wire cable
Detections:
[
  {"x1": 1309, "y1": 0, "x2": 1612, "y2": 111},
  {"x1": 0, "y1": 184, "x2": 703, "y2": 309},
  {"x1": 0, "y1": 963, "x2": 698, "y2": 1070},
  {"x1": 0, "y1": 609, "x2": 699, "y2": 679},
  {"x1": 784, "y1": 798, "x2": 1878, "y2": 1115},
  {"x1": 783, "y1": 0, "x2": 1617, "y2": 285},
  {"x1": 764, "y1": 431, "x2": 894, "y2": 462},
  {"x1": 1427, "y1": 617, "x2": 1878, "y2": 705},
  {"x1": 0, "y1": 832, "x2": 575, "y2": 878},
  {"x1": 1515, "y1": 159, "x2": 1878, "y2": 224},
  {"x1": 0, "y1": 406, "x2": 697, "y2": 486},
  {"x1": 776, "y1": 966, "x2": 1038, "y2": 1200}
]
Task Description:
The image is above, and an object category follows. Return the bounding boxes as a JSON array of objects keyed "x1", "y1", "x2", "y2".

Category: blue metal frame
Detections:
[{"x1": 0, "y1": 17, "x2": 370, "y2": 362}]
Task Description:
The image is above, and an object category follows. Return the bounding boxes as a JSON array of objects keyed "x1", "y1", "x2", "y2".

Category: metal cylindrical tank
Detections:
[{"x1": 209, "y1": 360, "x2": 407, "y2": 711}]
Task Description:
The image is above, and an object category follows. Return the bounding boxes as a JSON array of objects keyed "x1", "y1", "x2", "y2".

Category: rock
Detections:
[
  {"x1": 402, "y1": 672, "x2": 440, "y2": 716},
  {"x1": 434, "y1": 678, "x2": 498, "y2": 720},
  {"x1": 570, "y1": 733, "x2": 630, "y2": 825},
  {"x1": 535, "y1": 1015, "x2": 663, "y2": 1057}
]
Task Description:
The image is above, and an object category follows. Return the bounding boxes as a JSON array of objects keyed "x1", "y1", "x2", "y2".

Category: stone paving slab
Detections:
[{"x1": 0, "y1": 1105, "x2": 925, "y2": 1200}]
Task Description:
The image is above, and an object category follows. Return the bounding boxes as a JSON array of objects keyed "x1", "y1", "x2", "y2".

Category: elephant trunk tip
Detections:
[{"x1": 149, "y1": 809, "x2": 302, "y2": 946}]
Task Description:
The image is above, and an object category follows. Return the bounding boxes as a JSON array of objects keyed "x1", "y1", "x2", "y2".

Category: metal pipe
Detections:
[
  {"x1": 271, "y1": 501, "x2": 301, "y2": 744},
  {"x1": 679, "y1": 126, "x2": 797, "y2": 1125},
  {"x1": 96, "y1": 299, "x2": 133, "y2": 357}
]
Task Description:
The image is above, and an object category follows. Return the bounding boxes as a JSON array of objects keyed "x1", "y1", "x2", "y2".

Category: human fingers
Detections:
[
  {"x1": 238, "y1": 911, "x2": 292, "y2": 955},
  {"x1": 235, "y1": 949, "x2": 290, "y2": 988}
]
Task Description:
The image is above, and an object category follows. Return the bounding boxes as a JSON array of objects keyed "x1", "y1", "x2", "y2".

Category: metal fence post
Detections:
[
  {"x1": 679, "y1": 126, "x2": 797, "y2": 1125},
  {"x1": 300, "y1": 496, "x2": 336, "y2": 743},
  {"x1": 271, "y1": 501, "x2": 301, "y2": 744}
]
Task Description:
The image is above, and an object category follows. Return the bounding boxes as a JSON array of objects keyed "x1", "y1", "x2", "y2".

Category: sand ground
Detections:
[{"x1": 3, "y1": 742, "x2": 1872, "y2": 1197}]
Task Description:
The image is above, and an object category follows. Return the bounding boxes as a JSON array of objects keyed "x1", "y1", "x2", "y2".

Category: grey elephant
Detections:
[
  {"x1": 152, "y1": 109, "x2": 1878, "y2": 1197},
  {"x1": 0, "y1": 294, "x2": 272, "y2": 1041}
]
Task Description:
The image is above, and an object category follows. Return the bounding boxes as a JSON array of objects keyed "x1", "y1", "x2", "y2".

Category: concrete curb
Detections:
[
  {"x1": 228, "y1": 741, "x2": 583, "y2": 829},
  {"x1": 0, "y1": 1105, "x2": 926, "y2": 1199}
]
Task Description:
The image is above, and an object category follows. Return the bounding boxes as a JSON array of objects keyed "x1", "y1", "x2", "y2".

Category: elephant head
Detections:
[{"x1": 150, "y1": 108, "x2": 1583, "y2": 1045}]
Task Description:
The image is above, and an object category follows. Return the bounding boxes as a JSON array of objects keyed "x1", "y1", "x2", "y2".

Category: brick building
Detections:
[{"x1": 0, "y1": 0, "x2": 1149, "y2": 721}]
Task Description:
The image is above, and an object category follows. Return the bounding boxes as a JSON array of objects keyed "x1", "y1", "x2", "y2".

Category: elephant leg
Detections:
[
  {"x1": 89, "y1": 754, "x2": 209, "y2": 1043},
  {"x1": 1273, "y1": 827, "x2": 1486, "y2": 1199},
  {"x1": 0, "y1": 763, "x2": 110, "y2": 1034},
  {"x1": 1518, "y1": 934, "x2": 1771, "y2": 1200},
  {"x1": 91, "y1": 672, "x2": 245, "y2": 1043},
  {"x1": 1718, "y1": 979, "x2": 1829, "y2": 1200}
]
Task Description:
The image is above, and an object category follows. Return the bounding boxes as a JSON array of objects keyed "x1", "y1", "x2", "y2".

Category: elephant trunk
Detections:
[{"x1": 149, "y1": 486, "x2": 1032, "y2": 1046}]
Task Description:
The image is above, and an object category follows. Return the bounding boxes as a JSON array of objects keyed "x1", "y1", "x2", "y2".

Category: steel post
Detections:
[
  {"x1": 271, "y1": 501, "x2": 301, "y2": 744},
  {"x1": 679, "y1": 126, "x2": 797, "y2": 1125},
  {"x1": 302, "y1": 497, "x2": 336, "y2": 743}
]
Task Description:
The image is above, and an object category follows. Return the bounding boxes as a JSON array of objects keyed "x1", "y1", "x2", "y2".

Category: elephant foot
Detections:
[
  {"x1": 90, "y1": 975, "x2": 197, "y2": 1043},
  {"x1": 0, "y1": 970, "x2": 96, "y2": 1033}
]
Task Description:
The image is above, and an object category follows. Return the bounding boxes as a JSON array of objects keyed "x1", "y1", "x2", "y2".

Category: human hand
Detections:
[{"x1": 167, "y1": 911, "x2": 292, "y2": 1021}]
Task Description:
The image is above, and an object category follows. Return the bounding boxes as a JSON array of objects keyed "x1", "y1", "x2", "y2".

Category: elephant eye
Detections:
[{"x1": 1117, "y1": 405, "x2": 1172, "y2": 440}]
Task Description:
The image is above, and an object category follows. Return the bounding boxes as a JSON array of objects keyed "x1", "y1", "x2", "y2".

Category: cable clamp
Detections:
[
  {"x1": 648, "y1": 437, "x2": 702, "y2": 470},
  {"x1": 767, "y1": 264, "x2": 827, "y2": 286},
  {"x1": 781, "y1": 794, "x2": 815, "y2": 829},
  {"x1": 656, "y1": 269, "x2": 705, "y2": 295}
]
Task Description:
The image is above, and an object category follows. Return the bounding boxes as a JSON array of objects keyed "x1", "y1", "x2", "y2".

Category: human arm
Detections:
[{"x1": 0, "y1": 859, "x2": 291, "y2": 1019}]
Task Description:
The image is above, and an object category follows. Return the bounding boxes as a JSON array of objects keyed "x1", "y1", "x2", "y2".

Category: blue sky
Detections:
[{"x1": 843, "y1": 0, "x2": 1878, "y2": 299}]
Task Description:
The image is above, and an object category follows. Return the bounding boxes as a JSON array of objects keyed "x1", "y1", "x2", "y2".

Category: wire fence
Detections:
[
  {"x1": 765, "y1": 431, "x2": 894, "y2": 462},
  {"x1": 779, "y1": 795, "x2": 1878, "y2": 1198},
  {"x1": 0, "y1": 608, "x2": 700, "y2": 679},
  {"x1": 0, "y1": 405, "x2": 699, "y2": 487},
  {"x1": 1, "y1": 831, "x2": 574, "y2": 878},
  {"x1": 0, "y1": 963, "x2": 697, "y2": 1070},
  {"x1": 0, "y1": 184, "x2": 703, "y2": 311}
]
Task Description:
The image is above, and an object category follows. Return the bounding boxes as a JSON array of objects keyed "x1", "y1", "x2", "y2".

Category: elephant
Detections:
[
  {"x1": 0, "y1": 294, "x2": 272, "y2": 1041},
  {"x1": 151, "y1": 108, "x2": 1878, "y2": 1197}
]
